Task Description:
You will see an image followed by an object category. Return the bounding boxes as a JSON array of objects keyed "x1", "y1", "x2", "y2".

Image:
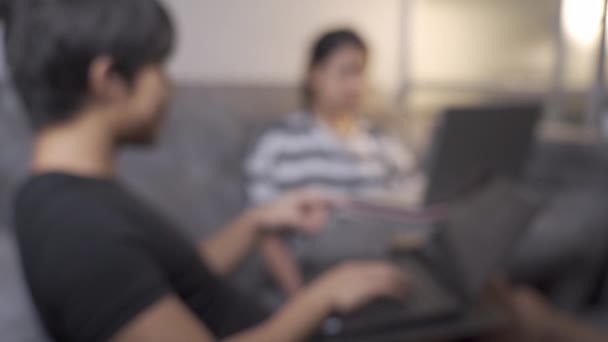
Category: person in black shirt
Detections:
[{"x1": 6, "y1": 1, "x2": 409, "y2": 341}]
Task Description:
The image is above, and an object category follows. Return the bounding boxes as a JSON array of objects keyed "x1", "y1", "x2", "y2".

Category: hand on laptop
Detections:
[
  {"x1": 253, "y1": 187, "x2": 348, "y2": 235},
  {"x1": 312, "y1": 261, "x2": 410, "y2": 314}
]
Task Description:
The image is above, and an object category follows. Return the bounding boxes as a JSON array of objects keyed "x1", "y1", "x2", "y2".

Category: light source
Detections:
[{"x1": 562, "y1": 0, "x2": 605, "y2": 45}]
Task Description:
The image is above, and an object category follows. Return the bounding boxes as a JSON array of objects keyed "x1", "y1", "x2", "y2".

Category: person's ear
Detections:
[{"x1": 88, "y1": 56, "x2": 127, "y2": 102}]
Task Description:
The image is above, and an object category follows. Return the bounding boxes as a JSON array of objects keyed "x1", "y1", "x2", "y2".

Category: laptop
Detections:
[
  {"x1": 300, "y1": 103, "x2": 541, "y2": 252},
  {"x1": 423, "y1": 103, "x2": 541, "y2": 205},
  {"x1": 319, "y1": 179, "x2": 543, "y2": 340},
  {"x1": 296, "y1": 205, "x2": 436, "y2": 271},
  {"x1": 298, "y1": 103, "x2": 541, "y2": 277}
]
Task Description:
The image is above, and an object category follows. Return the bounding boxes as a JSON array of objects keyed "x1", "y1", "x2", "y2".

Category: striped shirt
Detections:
[{"x1": 246, "y1": 112, "x2": 417, "y2": 205}]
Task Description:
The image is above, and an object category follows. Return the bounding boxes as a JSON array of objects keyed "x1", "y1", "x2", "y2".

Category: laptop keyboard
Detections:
[{"x1": 329, "y1": 257, "x2": 462, "y2": 337}]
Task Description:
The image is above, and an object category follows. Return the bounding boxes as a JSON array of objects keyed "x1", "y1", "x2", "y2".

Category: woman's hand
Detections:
[
  {"x1": 251, "y1": 187, "x2": 347, "y2": 235},
  {"x1": 311, "y1": 261, "x2": 410, "y2": 314}
]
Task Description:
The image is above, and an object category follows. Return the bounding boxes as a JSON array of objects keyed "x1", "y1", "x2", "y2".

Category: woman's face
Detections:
[{"x1": 310, "y1": 45, "x2": 367, "y2": 113}]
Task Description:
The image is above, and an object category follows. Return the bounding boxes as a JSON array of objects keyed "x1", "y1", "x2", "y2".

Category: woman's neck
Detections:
[
  {"x1": 31, "y1": 114, "x2": 116, "y2": 178},
  {"x1": 313, "y1": 105, "x2": 359, "y2": 139}
]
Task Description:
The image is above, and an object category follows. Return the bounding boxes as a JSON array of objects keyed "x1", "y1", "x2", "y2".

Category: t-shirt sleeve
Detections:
[
  {"x1": 245, "y1": 132, "x2": 282, "y2": 205},
  {"x1": 31, "y1": 204, "x2": 171, "y2": 342}
]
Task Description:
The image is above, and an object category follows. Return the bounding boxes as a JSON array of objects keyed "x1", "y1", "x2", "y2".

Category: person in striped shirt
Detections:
[{"x1": 246, "y1": 29, "x2": 420, "y2": 299}]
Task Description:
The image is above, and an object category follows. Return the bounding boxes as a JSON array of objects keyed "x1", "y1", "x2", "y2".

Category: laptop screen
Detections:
[
  {"x1": 424, "y1": 104, "x2": 541, "y2": 205},
  {"x1": 442, "y1": 180, "x2": 541, "y2": 297}
]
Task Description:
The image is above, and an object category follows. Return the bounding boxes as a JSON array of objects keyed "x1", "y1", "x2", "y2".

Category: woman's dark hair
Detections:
[
  {"x1": 302, "y1": 28, "x2": 368, "y2": 108},
  {"x1": 6, "y1": 0, "x2": 175, "y2": 130}
]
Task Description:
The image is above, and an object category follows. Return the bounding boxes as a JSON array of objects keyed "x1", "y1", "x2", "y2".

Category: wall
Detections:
[
  {"x1": 165, "y1": 0, "x2": 402, "y2": 93},
  {"x1": 407, "y1": 0, "x2": 559, "y2": 89}
]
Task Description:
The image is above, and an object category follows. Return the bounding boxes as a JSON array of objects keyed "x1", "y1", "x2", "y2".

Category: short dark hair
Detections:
[
  {"x1": 6, "y1": 0, "x2": 175, "y2": 130},
  {"x1": 302, "y1": 28, "x2": 368, "y2": 107}
]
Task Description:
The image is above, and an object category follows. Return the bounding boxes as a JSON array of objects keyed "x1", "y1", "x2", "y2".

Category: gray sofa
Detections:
[
  {"x1": 0, "y1": 228, "x2": 47, "y2": 342},
  {"x1": 3, "y1": 84, "x2": 608, "y2": 339}
]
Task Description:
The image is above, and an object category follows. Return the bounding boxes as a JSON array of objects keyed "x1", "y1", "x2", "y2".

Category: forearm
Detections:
[
  {"x1": 261, "y1": 237, "x2": 302, "y2": 294},
  {"x1": 200, "y1": 209, "x2": 260, "y2": 275},
  {"x1": 224, "y1": 282, "x2": 333, "y2": 342}
]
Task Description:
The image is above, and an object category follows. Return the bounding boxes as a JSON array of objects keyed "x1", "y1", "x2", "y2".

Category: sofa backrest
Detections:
[{"x1": 0, "y1": 228, "x2": 49, "y2": 342}]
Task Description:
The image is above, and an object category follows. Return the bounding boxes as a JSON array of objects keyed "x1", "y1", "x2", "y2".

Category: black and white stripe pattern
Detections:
[{"x1": 246, "y1": 112, "x2": 415, "y2": 204}]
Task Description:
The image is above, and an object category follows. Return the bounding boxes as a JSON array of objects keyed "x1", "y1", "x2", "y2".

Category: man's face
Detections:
[{"x1": 114, "y1": 64, "x2": 173, "y2": 145}]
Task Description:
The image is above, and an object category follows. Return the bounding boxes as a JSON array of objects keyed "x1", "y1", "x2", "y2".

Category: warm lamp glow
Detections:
[{"x1": 562, "y1": 0, "x2": 605, "y2": 45}]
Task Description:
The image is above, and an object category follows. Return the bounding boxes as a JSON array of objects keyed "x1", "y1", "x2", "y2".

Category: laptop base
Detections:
[{"x1": 319, "y1": 285, "x2": 513, "y2": 342}]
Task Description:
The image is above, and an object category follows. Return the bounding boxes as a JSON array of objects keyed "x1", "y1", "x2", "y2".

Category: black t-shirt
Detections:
[{"x1": 14, "y1": 173, "x2": 267, "y2": 342}]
